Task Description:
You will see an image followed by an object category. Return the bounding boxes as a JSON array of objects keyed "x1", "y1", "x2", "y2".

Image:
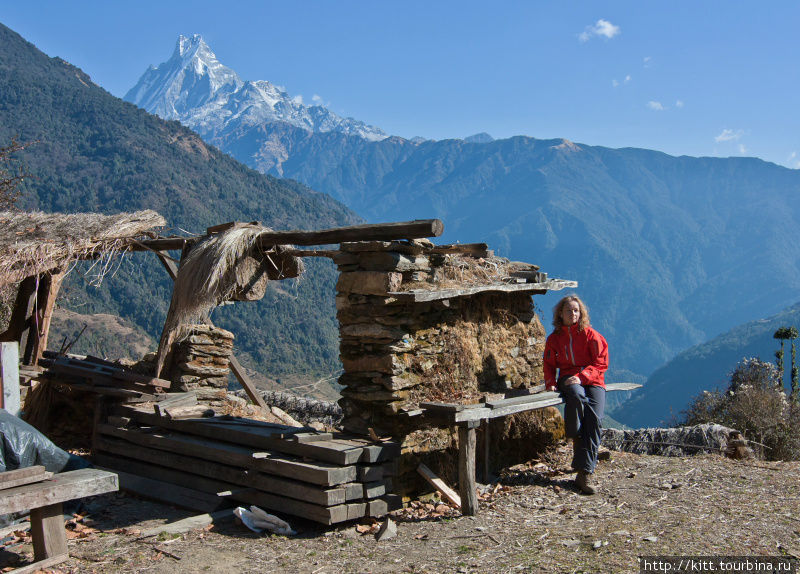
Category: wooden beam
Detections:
[
  {"x1": 0, "y1": 466, "x2": 51, "y2": 490},
  {"x1": 228, "y1": 355, "x2": 268, "y2": 410},
  {"x1": 388, "y1": 279, "x2": 578, "y2": 302},
  {"x1": 135, "y1": 219, "x2": 444, "y2": 252},
  {"x1": 29, "y1": 270, "x2": 65, "y2": 365},
  {"x1": 417, "y1": 463, "x2": 461, "y2": 508},
  {"x1": 0, "y1": 468, "x2": 119, "y2": 515},
  {"x1": 252, "y1": 219, "x2": 443, "y2": 247},
  {"x1": 458, "y1": 423, "x2": 479, "y2": 516},
  {"x1": 154, "y1": 250, "x2": 179, "y2": 281}
]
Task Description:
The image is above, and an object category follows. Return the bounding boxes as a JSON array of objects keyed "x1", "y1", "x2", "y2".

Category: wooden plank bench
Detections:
[
  {"x1": 0, "y1": 467, "x2": 118, "y2": 573},
  {"x1": 418, "y1": 382, "x2": 642, "y2": 516}
]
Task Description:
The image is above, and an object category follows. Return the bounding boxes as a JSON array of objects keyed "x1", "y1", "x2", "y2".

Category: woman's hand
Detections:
[{"x1": 561, "y1": 376, "x2": 581, "y2": 386}]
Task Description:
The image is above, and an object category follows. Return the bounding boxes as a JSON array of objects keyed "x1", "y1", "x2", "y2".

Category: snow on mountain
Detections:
[{"x1": 125, "y1": 34, "x2": 387, "y2": 142}]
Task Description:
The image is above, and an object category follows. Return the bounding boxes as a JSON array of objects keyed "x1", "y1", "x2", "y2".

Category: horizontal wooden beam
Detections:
[
  {"x1": 421, "y1": 382, "x2": 642, "y2": 423},
  {"x1": 0, "y1": 469, "x2": 118, "y2": 515},
  {"x1": 389, "y1": 278, "x2": 578, "y2": 302},
  {"x1": 253, "y1": 219, "x2": 444, "y2": 247},
  {"x1": 133, "y1": 219, "x2": 445, "y2": 252}
]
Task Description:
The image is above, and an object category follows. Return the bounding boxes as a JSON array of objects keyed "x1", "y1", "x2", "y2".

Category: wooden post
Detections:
[
  {"x1": 30, "y1": 502, "x2": 68, "y2": 561},
  {"x1": 30, "y1": 271, "x2": 65, "y2": 365},
  {"x1": 0, "y1": 276, "x2": 37, "y2": 350},
  {"x1": 458, "y1": 421, "x2": 479, "y2": 516},
  {"x1": 1, "y1": 342, "x2": 20, "y2": 415},
  {"x1": 482, "y1": 420, "x2": 490, "y2": 483}
]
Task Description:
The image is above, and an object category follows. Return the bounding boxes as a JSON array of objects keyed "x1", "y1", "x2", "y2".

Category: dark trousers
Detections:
[{"x1": 558, "y1": 382, "x2": 606, "y2": 474}]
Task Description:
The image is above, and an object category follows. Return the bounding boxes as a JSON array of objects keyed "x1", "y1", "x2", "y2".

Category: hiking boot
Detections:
[{"x1": 575, "y1": 470, "x2": 597, "y2": 495}]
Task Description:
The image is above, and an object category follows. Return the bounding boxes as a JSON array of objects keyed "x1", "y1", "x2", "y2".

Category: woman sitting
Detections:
[{"x1": 543, "y1": 295, "x2": 609, "y2": 494}]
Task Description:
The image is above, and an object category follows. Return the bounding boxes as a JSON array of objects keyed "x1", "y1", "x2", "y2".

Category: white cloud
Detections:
[
  {"x1": 643, "y1": 56, "x2": 652, "y2": 68},
  {"x1": 292, "y1": 94, "x2": 303, "y2": 105},
  {"x1": 675, "y1": 100, "x2": 684, "y2": 108},
  {"x1": 789, "y1": 152, "x2": 800, "y2": 169},
  {"x1": 580, "y1": 19, "x2": 620, "y2": 42},
  {"x1": 612, "y1": 75, "x2": 631, "y2": 88},
  {"x1": 647, "y1": 101, "x2": 665, "y2": 111},
  {"x1": 715, "y1": 129, "x2": 744, "y2": 143},
  {"x1": 312, "y1": 94, "x2": 323, "y2": 105},
  {"x1": 738, "y1": 144, "x2": 748, "y2": 155}
]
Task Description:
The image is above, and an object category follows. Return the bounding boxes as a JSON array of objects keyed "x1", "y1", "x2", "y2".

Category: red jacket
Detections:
[{"x1": 543, "y1": 324, "x2": 608, "y2": 391}]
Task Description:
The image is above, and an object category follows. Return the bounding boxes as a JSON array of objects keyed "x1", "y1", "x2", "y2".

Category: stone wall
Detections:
[
  {"x1": 334, "y1": 241, "x2": 560, "y2": 496},
  {"x1": 170, "y1": 324, "x2": 233, "y2": 393}
]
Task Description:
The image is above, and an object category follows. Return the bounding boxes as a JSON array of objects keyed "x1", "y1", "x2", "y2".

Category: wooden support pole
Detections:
[
  {"x1": 30, "y1": 270, "x2": 65, "y2": 365},
  {"x1": 0, "y1": 275, "x2": 37, "y2": 349},
  {"x1": 30, "y1": 502, "x2": 68, "y2": 561},
  {"x1": 154, "y1": 250, "x2": 179, "y2": 281},
  {"x1": 483, "y1": 420, "x2": 490, "y2": 483},
  {"x1": 228, "y1": 355, "x2": 268, "y2": 410},
  {"x1": 458, "y1": 421, "x2": 479, "y2": 516},
  {"x1": 1, "y1": 342, "x2": 20, "y2": 414}
]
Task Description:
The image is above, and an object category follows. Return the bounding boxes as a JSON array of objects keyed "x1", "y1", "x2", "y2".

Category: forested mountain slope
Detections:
[{"x1": 0, "y1": 23, "x2": 361, "y2": 382}]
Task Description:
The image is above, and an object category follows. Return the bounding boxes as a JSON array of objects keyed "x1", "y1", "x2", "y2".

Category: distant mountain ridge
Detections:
[
  {"x1": 619, "y1": 301, "x2": 800, "y2": 428},
  {"x1": 125, "y1": 34, "x2": 387, "y2": 147},
  {"x1": 127, "y1": 35, "x2": 800, "y2": 425}
]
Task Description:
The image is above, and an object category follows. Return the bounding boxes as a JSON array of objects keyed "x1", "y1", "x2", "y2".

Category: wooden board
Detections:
[
  {"x1": 235, "y1": 489, "x2": 350, "y2": 525},
  {"x1": 417, "y1": 463, "x2": 461, "y2": 508},
  {"x1": 94, "y1": 455, "x2": 238, "y2": 513},
  {"x1": 389, "y1": 279, "x2": 578, "y2": 302},
  {"x1": 112, "y1": 408, "x2": 364, "y2": 465},
  {"x1": 0, "y1": 468, "x2": 118, "y2": 515},
  {"x1": 98, "y1": 424, "x2": 357, "y2": 486},
  {"x1": 0, "y1": 465, "x2": 47, "y2": 487}
]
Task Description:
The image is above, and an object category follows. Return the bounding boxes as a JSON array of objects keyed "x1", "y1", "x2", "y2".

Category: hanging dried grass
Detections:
[{"x1": 155, "y1": 224, "x2": 304, "y2": 377}]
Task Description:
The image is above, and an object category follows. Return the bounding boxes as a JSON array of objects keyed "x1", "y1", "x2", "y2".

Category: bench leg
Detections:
[
  {"x1": 458, "y1": 423, "x2": 479, "y2": 516},
  {"x1": 30, "y1": 502, "x2": 67, "y2": 561}
]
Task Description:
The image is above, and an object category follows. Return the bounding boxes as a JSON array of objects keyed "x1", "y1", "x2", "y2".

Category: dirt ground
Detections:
[{"x1": 2, "y1": 446, "x2": 799, "y2": 574}]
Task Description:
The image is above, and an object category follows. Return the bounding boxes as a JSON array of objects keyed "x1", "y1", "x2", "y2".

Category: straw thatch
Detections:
[
  {"x1": 155, "y1": 224, "x2": 303, "y2": 377},
  {"x1": 0, "y1": 210, "x2": 166, "y2": 287}
]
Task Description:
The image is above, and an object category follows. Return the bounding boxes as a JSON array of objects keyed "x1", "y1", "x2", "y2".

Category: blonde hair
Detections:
[{"x1": 552, "y1": 295, "x2": 590, "y2": 331}]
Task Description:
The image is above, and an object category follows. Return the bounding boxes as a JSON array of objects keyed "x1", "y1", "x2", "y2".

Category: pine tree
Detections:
[
  {"x1": 774, "y1": 327, "x2": 791, "y2": 385},
  {"x1": 789, "y1": 326, "x2": 800, "y2": 401}
]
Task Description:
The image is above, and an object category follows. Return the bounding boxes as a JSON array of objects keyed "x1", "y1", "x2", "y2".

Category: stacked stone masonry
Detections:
[
  {"x1": 171, "y1": 324, "x2": 234, "y2": 393},
  {"x1": 335, "y1": 240, "x2": 556, "y2": 496}
]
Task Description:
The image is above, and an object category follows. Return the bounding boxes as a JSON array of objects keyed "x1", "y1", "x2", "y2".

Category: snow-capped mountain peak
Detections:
[{"x1": 125, "y1": 35, "x2": 387, "y2": 142}]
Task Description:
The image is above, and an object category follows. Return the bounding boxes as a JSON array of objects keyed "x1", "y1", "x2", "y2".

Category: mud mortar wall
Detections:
[{"x1": 334, "y1": 242, "x2": 559, "y2": 497}]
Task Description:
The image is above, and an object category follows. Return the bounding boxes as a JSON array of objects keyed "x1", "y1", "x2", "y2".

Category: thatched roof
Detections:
[{"x1": 0, "y1": 210, "x2": 166, "y2": 287}]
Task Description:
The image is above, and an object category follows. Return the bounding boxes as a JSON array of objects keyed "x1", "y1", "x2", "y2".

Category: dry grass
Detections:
[{"x1": 0, "y1": 210, "x2": 165, "y2": 288}]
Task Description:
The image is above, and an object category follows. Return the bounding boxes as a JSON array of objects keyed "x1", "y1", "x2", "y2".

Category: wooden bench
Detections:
[
  {"x1": 418, "y1": 382, "x2": 642, "y2": 515},
  {"x1": 0, "y1": 467, "x2": 118, "y2": 573}
]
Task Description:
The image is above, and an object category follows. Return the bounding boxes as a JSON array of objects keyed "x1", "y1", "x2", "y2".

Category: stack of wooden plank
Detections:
[
  {"x1": 93, "y1": 406, "x2": 399, "y2": 525},
  {"x1": 38, "y1": 352, "x2": 171, "y2": 402}
]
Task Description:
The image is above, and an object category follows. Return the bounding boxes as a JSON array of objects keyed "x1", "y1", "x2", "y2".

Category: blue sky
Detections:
[{"x1": 3, "y1": 1, "x2": 799, "y2": 168}]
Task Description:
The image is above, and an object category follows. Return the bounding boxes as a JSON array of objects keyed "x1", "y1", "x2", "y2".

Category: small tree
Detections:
[
  {"x1": 682, "y1": 357, "x2": 800, "y2": 460},
  {"x1": 0, "y1": 137, "x2": 31, "y2": 210},
  {"x1": 789, "y1": 326, "x2": 800, "y2": 401},
  {"x1": 774, "y1": 327, "x2": 793, "y2": 386}
]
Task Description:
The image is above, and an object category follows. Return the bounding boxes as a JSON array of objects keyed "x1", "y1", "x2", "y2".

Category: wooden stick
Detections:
[{"x1": 417, "y1": 463, "x2": 461, "y2": 508}]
